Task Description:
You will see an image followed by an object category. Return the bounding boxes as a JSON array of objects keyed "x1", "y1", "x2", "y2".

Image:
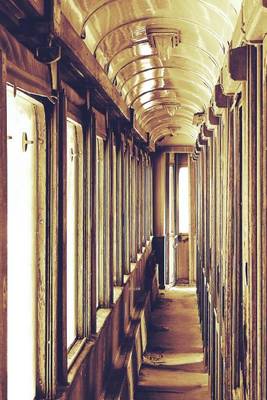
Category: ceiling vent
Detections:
[{"x1": 146, "y1": 25, "x2": 180, "y2": 60}]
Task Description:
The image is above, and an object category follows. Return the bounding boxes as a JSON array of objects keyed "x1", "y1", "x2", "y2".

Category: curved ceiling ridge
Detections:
[
  {"x1": 119, "y1": 63, "x2": 215, "y2": 93},
  {"x1": 80, "y1": 0, "x2": 235, "y2": 38},
  {"x1": 124, "y1": 76, "x2": 212, "y2": 107},
  {"x1": 108, "y1": 43, "x2": 220, "y2": 85},
  {"x1": 62, "y1": 0, "x2": 243, "y2": 146},
  {"x1": 93, "y1": 16, "x2": 228, "y2": 56},
  {"x1": 121, "y1": 71, "x2": 213, "y2": 102}
]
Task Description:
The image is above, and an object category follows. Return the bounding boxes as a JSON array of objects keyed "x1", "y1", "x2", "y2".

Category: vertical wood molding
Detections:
[
  {"x1": 83, "y1": 93, "x2": 92, "y2": 338},
  {"x1": 103, "y1": 128, "x2": 111, "y2": 305},
  {"x1": 152, "y1": 153, "x2": 166, "y2": 236},
  {"x1": 256, "y1": 44, "x2": 263, "y2": 400},
  {"x1": 0, "y1": 49, "x2": 7, "y2": 400},
  {"x1": 109, "y1": 128, "x2": 114, "y2": 305},
  {"x1": 248, "y1": 44, "x2": 258, "y2": 400},
  {"x1": 261, "y1": 41, "x2": 267, "y2": 400},
  {"x1": 90, "y1": 111, "x2": 97, "y2": 333},
  {"x1": 45, "y1": 91, "x2": 60, "y2": 399},
  {"x1": 56, "y1": 88, "x2": 68, "y2": 386}
]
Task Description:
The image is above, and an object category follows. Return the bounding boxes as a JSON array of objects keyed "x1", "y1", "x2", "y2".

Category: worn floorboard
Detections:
[{"x1": 135, "y1": 286, "x2": 210, "y2": 400}]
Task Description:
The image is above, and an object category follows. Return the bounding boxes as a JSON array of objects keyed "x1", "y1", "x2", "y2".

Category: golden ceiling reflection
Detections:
[{"x1": 62, "y1": 0, "x2": 243, "y2": 145}]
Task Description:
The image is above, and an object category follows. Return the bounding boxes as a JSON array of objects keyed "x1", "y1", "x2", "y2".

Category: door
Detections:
[{"x1": 177, "y1": 165, "x2": 189, "y2": 283}]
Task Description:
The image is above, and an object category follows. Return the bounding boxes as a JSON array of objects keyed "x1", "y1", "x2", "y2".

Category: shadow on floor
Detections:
[{"x1": 135, "y1": 286, "x2": 210, "y2": 400}]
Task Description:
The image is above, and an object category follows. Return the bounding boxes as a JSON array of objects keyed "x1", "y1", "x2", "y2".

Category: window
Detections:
[
  {"x1": 179, "y1": 167, "x2": 189, "y2": 233},
  {"x1": 96, "y1": 137, "x2": 104, "y2": 306},
  {"x1": 115, "y1": 141, "x2": 123, "y2": 285},
  {"x1": 66, "y1": 119, "x2": 83, "y2": 349},
  {"x1": 112, "y1": 141, "x2": 118, "y2": 284},
  {"x1": 130, "y1": 149, "x2": 136, "y2": 262},
  {"x1": 7, "y1": 87, "x2": 46, "y2": 399}
]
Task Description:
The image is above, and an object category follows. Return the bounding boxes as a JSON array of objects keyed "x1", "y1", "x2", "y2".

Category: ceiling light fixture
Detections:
[
  {"x1": 146, "y1": 25, "x2": 180, "y2": 61},
  {"x1": 165, "y1": 103, "x2": 181, "y2": 117}
]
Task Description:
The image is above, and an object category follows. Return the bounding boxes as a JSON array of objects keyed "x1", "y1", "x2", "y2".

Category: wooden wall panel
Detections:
[{"x1": 0, "y1": 49, "x2": 7, "y2": 400}]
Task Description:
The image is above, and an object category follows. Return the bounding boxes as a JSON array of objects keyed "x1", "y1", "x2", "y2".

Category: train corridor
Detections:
[
  {"x1": 136, "y1": 286, "x2": 210, "y2": 400},
  {"x1": 1, "y1": 1, "x2": 267, "y2": 400}
]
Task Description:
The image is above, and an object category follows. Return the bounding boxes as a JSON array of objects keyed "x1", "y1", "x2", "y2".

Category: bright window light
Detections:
[
  {"x1": 179, "y1": 167, "x2": 189, "y2": 233},
  {"x1": 66, "y1": 120, "x2": 82, "y2": 349},
  {"x1": 96, "y1": 138, "x2": 104, "y2": 306},
  {"x1": 7, "y1": 86, "x2": 40, "y2": 400}
]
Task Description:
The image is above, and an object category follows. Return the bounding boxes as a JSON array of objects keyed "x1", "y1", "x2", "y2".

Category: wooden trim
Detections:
[
  {"x1": 157, "y1": 145, "x2": 194, "y2": 153},
  {"x1": 83, "y1": 100, "x2": 92, "y2": 338},
  {"x1": 196, "y1": 140, "x2": 202, "y2": 152},
  {"x1": 248, "y1": 45, "x2": 258, "y2": 400},
  {"x1": 57, "y1": 88, "x2": 68, "y2": 385},
  {"x1": 208, "y1": 107, "x2": 220, "y2": 126},
  {"x1": 203, "y1": 124, "x2": 214, "y2": 139},
  {"x1": 103, "y1": 134, "x2": 111, "y2": 306},
  {"x1": 90, "y1": 111, "x2": 97, "y2": 333},
  {"x1": 109, "y1": 129, "x2": 114, "y2": 304},
  {"x1": 45, "y1": 89, "x2": 59, "y2": 398},
  {"x1": 215, "y1": 84, "x2": 233, "y2": 108},
  {"x1": 165, "y1": 154, "x2": 170, "y2": 284},
  {"x1": 0, "y1": 49, "x2": 7, "y2": 400},
  {"x1": 198, "y1": 133, "x2": 208, "y2": 146},
  {"x1": 59, "y1": 15, "x2": 130, "y2": 121},
  {"x1": 229, "y1": 46, "x2": 248, "y2": 82},
  {"x1": 116, "y1": 137, "x2": 123, "y2": 285}
]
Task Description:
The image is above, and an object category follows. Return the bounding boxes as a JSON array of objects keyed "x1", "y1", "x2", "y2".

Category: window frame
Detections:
[
  {"x1": 2, "y1": 78, "x2": 50, "y2": 399},
  {"x1": 58, "y1": 90, "x2": 92, "y2": 371}
]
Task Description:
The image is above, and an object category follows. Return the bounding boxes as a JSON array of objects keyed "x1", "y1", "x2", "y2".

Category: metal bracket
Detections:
[{"x1": 35, "y1": 39, "x2": 61, "y2": 64}]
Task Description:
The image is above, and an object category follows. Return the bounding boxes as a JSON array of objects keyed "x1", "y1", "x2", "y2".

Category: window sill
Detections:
[
  {"x1": 113, "y1": 286, "x2": 123, "y2": 303},
  {"x1": 96, "y1": 308, "x2": 112, "y2": 333},
  {"x1": 67, "y1": 337, "x2": 87, "y2": 371}
]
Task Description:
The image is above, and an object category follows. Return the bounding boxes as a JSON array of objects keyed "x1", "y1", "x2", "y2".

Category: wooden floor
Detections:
[{"x1": 135, "y1": 286, "x2": 210, "y2": 400}]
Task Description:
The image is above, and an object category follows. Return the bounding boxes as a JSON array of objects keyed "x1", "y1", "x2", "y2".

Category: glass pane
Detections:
[
  {"x1": 169, "y1": 165, "x2": 175, "y2": 233},
  {"x1": 179, "y1": 167, "x2": 189, "y2": 233},
  {"x1": 66, "y1": 120, "x2": 83, "y2": 348},
  {"x1": 112, "y1": 144, "x2": 117, "y2": 284},
  {"x1": 7, "y1": 87, "x2": 42, "y2": 400},
  {"x1": 96, "y1": 138, "x2": 104, "y2": 306}
]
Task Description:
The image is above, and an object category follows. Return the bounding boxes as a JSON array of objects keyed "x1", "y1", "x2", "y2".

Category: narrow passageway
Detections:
[{"x1": 136, "y1": 286, "x2": 210, "y2": 400}]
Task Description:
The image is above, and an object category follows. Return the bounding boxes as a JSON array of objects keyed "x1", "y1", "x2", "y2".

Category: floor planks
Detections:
[{"x1": 135, "y1": 286, "x2": 210, "y2": 400}]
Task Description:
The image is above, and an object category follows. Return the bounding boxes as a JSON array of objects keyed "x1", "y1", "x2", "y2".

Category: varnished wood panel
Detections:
[{"x1": 0, "y1": 49, "x2": 7, "y2": 400}]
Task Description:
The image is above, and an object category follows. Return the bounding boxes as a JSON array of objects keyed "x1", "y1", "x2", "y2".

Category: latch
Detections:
[
  {"x1": 70, "y1": 148, "x2": 80, "y2": 161},
  {"x1": 22, "y1": 132, "x2": 34, "y2": 152}
]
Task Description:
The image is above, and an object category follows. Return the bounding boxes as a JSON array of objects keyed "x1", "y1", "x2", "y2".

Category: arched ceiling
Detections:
[{"x1": 62, "y1": 0, "x2": 243, "y2": 146}]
